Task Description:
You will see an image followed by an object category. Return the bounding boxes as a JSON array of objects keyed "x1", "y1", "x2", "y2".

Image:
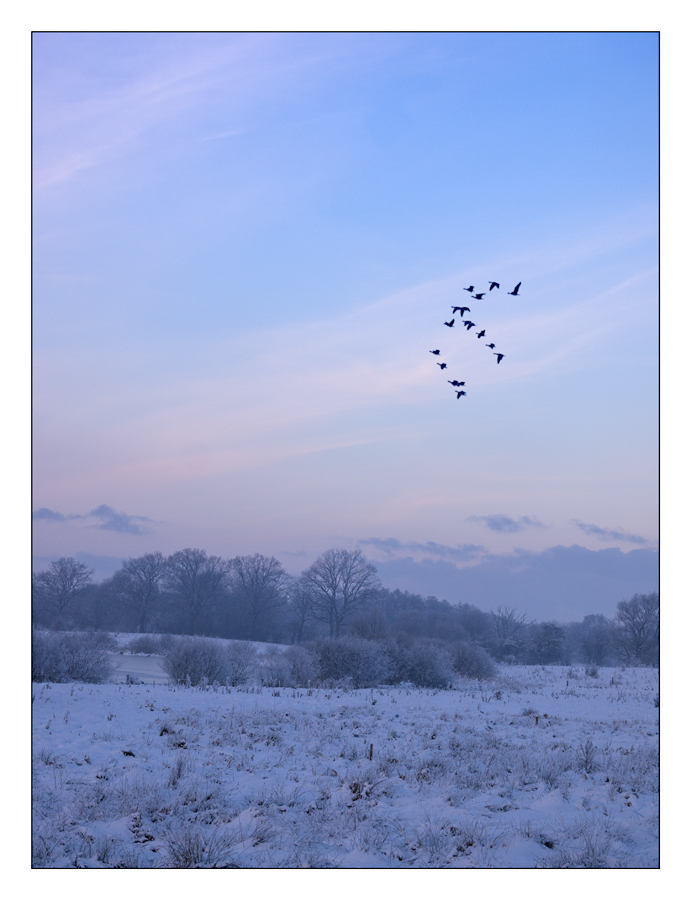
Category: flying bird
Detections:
[
  {"x1": 494, "y1": 353, "x2": 505, "y2": 364},
  {"x1": 508, "y1": 282, "x2": 521, "y2": 296},
  {"x1": 486, "y1": 343, "x2": 496, "y2": 349},
  {"x1": 429, "y1": 349, "x2": 440, "y2": 355},
  {"x1": 463, "y1": 285, "x2": 474, "y2": 292},
  {"x1": 448, "y1": 380, "x2": 465, "y2": 387},
  {"x1": 437, "y1": 362, "x2": 448, "y2": 370},
  {"x1": 452, "y1": 306, "x2": 470, "y2": 315},
  {"x1": 472, "y1": 293, "x2": 486, "y2": 300},
  {"x1": 456, "y1": 391, "x2": 467, "y2": 398},
  {"x1": 489, "y1": 282, "x2": 500, "y2": 290},
  {"x1": 462, "y1": 320, "x2": 475, "y2": 330},
  {"x1": 444, "y1": 319, "x2": 455, "y2": 327},
  {"x1": 476, "y1": 330, "x2": 486, "y2": 338}
]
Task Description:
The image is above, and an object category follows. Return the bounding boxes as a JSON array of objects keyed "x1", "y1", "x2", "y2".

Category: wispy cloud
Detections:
[
  {"x1": 33, "y1": 34, "x2": 385, "y2": 193},
  {"x1": 32, "y1": 237, "x2": 658, "y2": 500},
  {"x1": 572, "y1": 520, "x2": 651, "y2": 545},
  {"x1": 467, "y1": 514, "x2": 546, "y2": 534},
  {"x1": 33, "y1": 36, "x2": 271, "y2": 190},
  {"x1": 358, "y1": 536, "x2": 485, "y2": 562}
]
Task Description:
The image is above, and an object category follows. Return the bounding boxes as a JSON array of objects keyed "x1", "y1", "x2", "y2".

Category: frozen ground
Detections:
[
  {"x1": 110, "y1": 654, "x2": 167, "y2": 684},
  {"x1": 32, "y1": 665, "x2": 658, "y2": 868}
]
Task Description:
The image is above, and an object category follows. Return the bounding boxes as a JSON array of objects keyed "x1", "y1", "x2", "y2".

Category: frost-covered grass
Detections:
[{"x1": 32, "y1": 665, "x2": 658, "y2": 868}]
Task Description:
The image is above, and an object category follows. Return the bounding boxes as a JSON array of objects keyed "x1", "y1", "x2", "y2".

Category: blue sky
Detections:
[{"x1": 32, "y1": 32, "x2": 659, "y2": 615}]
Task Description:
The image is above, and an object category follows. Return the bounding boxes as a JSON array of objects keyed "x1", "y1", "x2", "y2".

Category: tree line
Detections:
[{"x1": 32, "y1": 547, "x2": 659, "y2": 666}]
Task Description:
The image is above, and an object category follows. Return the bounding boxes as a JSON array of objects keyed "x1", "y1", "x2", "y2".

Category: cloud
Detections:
[
  {"x1": 33, "y1": 33, "x2": 380, "y2": 192},
  {"x1": 467, "y1": 514, "x2": 546, "y2": 534},
  {"x1": 373, "y1": 545, "x2": 659, "y2": 621},
  {"x1": 573, "y1": 520, "x2": 650, "y2": 545},
  {"x1": 358, "y1": 537, "x2": 485, "y2": 562},
  {"x1": 32, "y1": 507, "x2": 84, "y2": 522},
  {"x1": 88, "y1": 505, "x2": 153, "y2": 535},
  {"x1": 32, "y1": 504, "x2": 154, "y2": 535},
  {"x1": 32, "y1": 507, "x2": 68, "y2": 522}
]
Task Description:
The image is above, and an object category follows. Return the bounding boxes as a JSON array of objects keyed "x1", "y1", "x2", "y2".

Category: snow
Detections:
[
  {"x1": 32, "y1": 664, "x2": 658, "y2": 868},
  {"x1": 109, "y1": 654, "x2": 167, "y2": 684}
]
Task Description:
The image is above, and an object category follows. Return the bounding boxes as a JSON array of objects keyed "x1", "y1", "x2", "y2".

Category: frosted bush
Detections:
[
  {"x1": 162, "y1": 636, "x2": 228, "y2": 685},
  {"x1": 260, "y1": 648, "x2": 292, "y2": 687},
  {"x1": 451, "y1": 641, "x2": 497, "y2": 679},
  {"x1": 284, "y1": 645, "x2": 318, "y2": 686},
  {"x1": 311, "y1": 638, "x2": 391, "y2": 688},
  {"x1": 225, "y1": 642, "x2": 257, "y2": 686},
  {"x1": 32, "y1": 629, "x2": 114, "y2": 683},
  {"x1": 126, "y1": 634, "x2": 163, "y2": 655},
  {"x1": 389, "y1": 641, "x2": 454, "y2": 688}
]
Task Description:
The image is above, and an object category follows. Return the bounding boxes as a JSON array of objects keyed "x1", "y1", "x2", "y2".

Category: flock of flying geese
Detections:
[{"x1": 430, "y1": 280, "x2": 521, "y2": 398}]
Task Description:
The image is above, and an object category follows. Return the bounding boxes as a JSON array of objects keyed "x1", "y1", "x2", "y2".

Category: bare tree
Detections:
[
  {"x1": 611, "y1": 592, "x2": 659, "y2": 665},
  {"x1": 164, "y1": 549, "x2": 230, "y2": 635},
  {"x1": 528, "y1": 621, "x2": 566, "y2": 664},
  {"x1": 348, "y1": 606, "x2": 389, "y2": 640},
  {"x1": 32, "y1": 558, "x2": 94, "y2": 629},
  {"x1": 581, "y1": 613, "x2": 613, "y2": 665},
  {"x1": 300, "y1": 548, "x2": 381, "y2": 639},
  {"x1": 286, "y1": 579, "x2": 317, "y2": 643},
  {"x1": 490, "y1": 605, "x2": 530, "y2": 660},
  {"x1": 110, "y1": 552, "x2": 168, "y2": 633},
  {"x1": 229, "y1": 554, "x2": 290, "y2": 640}
]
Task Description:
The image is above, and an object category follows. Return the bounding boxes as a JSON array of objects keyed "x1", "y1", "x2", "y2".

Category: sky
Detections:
[{"x1": 32, "y1": 32, "x2": 659, "y2": 619}]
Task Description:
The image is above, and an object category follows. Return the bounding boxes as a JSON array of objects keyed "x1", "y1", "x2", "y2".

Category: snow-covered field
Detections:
[{"x1": 32, "y1": 665, "x2": 659, "y2": 868}]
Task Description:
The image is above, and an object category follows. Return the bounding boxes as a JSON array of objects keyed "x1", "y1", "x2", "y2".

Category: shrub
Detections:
[
  {"x1": 162, "y1": 636, "x2": 229, "y2": 686},
  {"x1": 126, "y1": 634, "x2": 163, "y2": 655},
  {"x1": 389, "y1": 641, "x2": 454, "y2": 689},
  {"x1": 32, "y1": 630, "x2": 67, "y2": 683},
  {"x1": 451, "y1": 641, "x2": 497, "y2": 679},
  {"x1": 259, "y1": 647, "x2": 292, "y2": 687},
  {"x1": 284, "y1": 645, "x2": 318, "y2": 686},
  {"x1": 259, "y1": 645, "x2": 318, "y2": 687},
  {"x1": 310, "y1": 638, "x2": 391, "y2": 688},
  {"x1": 32, "y1": 630, "x2": 114, "y2": 683},
  {"x1": 225, "y1": 642, "x2": 257, "y2": 686}
]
